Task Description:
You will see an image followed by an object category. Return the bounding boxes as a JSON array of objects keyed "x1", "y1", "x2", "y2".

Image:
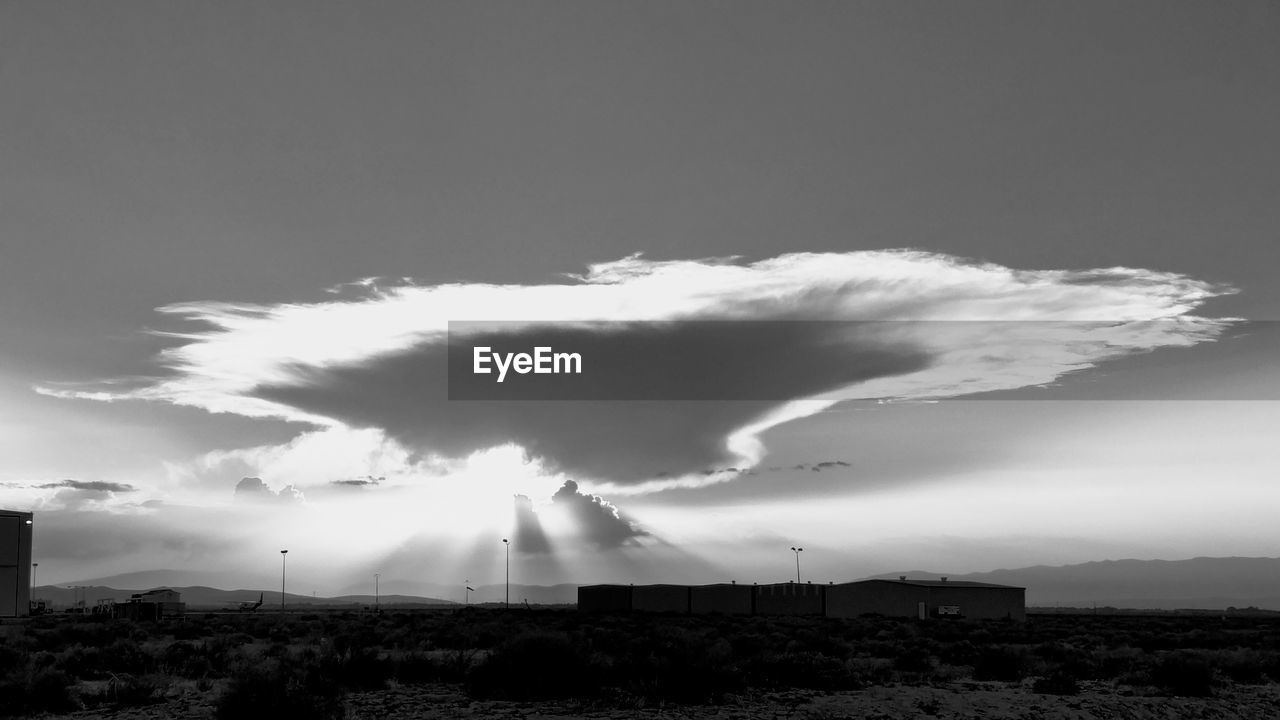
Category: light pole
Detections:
[
  {"x1": 280, "y1": 550, "x2": 288, "y2": 613},
  {"x1": 502, "y1": 538, "x2": 510, "y2": 608},
  {"x1": 465, "y1": 580, "x2": 474, "y2": 606},
  {"x1": 374, "y1": 573, "x2": 380, "y2": 612},
  {"x1": 30, "y1": 563, "x2": 37, "y2": 605},
  {"x1": 790, "y1": 546, "x2": 803, "y2": 583}
]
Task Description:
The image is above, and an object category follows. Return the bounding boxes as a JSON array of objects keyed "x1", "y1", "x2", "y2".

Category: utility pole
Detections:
[
  {"x1": 280, "y1": 550, "x2": 288, "y2": 613},
  {"x1": 502, "y1": 538, "x2": 510, "y2": 608}
]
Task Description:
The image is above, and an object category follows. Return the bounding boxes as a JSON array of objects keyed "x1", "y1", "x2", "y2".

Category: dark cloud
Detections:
[
  {"x1": 552, "y1": 480, "x2": 646, "y2": 549},
  {"x1": 256, "y1": 322, "x2": 929, "y2": 482},
  {"x1": 512, "y1": 494, "x2": 551, "y2": 554},
  {"x1": 331, "y1": 476, "x2": 384, "y2": 487},
  {"x1": 39, "y1": 479, "x2": 136, "y2": 492},
  {"x1": 656, "y1": 459, "x2": 850, "y2": 479},
  {"x1": 233, "y1": 477, "x2": 303, "y2": 503}
]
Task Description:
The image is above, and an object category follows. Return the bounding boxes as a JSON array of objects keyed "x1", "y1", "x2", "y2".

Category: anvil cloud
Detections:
[{"x1": 40, "y1": 251, "x2": 1234, "y2": 489}]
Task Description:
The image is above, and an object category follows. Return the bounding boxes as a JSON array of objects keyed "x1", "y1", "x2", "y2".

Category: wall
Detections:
[
  {"x1": 752, "y1": 582, "x2": 824, "y2": 616},
  {"x1": 578, "y1": 584, "x2": 632, "y2": 612},
  {"x1": 0, "y1": 511, "x2": 33, "y2": 618},
  {"x1": 826, "y1": 581, "x2": 927, "y2": 619},
  {"x1": 690, "y1": 584, "x2": 753, "y2": 615},
  {"x1": 631, "y1": 584, "x2": 690, "y2": 613},
  {"x1": 826, "y1": 581, "x2": 1026, "y2": 621},
  {"x1": 929, "y1": 585, "x2": 1025, "y2": 621}
]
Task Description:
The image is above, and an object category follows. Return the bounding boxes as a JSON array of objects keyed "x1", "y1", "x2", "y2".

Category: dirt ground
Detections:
[{"x1": 55, "y1": 681, "x2": 1280, "y2": 720}]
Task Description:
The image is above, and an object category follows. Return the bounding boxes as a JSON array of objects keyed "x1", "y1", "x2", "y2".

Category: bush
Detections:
[
  {"x1": 467, "y1": 631, "x2": 604, "y2": 700},
  {"x1": 1032, "y1": 670, "x2": 1080, "y2": 695},
  {"x1": 745, "y1": 651, "x2": 860, "y2": 690},
  {"x1": 215, "y1": 660, "x2": 345, "y2": 720},
  {"x1": 82, "y1": 672, "x2": 168, "y2": 708},
  {"x1": 0, "y1": 666, "x2": 77, "y2": 716},
  {"x1": 973, "y1": 645, "x2": 1030, "y2": 682},
  {"x1": 1151, "y1": 651, "x2": 1216, "y2": 697}
]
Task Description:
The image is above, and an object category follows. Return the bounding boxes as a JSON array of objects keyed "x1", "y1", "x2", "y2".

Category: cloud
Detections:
[
  {"x1": 331, "y1": 476, "x2": 385, "y2": 487},
  {"x1": 552, "y1": 480, "x2": 647, "y2": 548},
  {"x1": 233, "y1": 476, "x2": 304, "y2": 504},
  {"x1": 40, "y1": 251, "x2": 1236, "y2": 490},
  {"x1": 38, "y1": 479, "x2": 136, "y2": 493},
  {"x1": 512, "y1": 494, "x2": 552, "y2": 554}
]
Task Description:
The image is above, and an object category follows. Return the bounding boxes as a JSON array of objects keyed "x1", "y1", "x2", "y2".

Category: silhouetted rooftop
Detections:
[{"x1": 859, "y1": 578, "x2": 1024, "y2": 590}]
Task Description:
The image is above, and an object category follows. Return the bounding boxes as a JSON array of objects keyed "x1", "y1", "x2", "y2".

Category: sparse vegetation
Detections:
[{"x1": 1, "y1": 610, "x2": 1279, "y2": 715}]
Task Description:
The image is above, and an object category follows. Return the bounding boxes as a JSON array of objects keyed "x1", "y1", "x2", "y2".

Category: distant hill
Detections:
[
  {"x1": 55, "y1": 556, "x2": 1280, "y2": 611},
  {"x1": 63, "y1": 571, "x2": 579, "y2": 606},
  {"x1": 869, "y1": 556, "x2": 1280, "y2": 610},
  {"x1": 34, "y1": 584, "x2": 457, "y2": 610}
]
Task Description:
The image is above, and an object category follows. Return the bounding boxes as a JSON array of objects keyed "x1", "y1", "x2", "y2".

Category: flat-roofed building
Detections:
[
  {"x1": 753, "y1": 582, "x2": 825, "y2": 616},
  {"x1": 0, "y1": 510, "x2": 34, "y2": 617},
  {"x1": 690, "y1": 583, "x2": 754, "y2": 615},
  {"x1": 631, "y1": 584, "x2": 690, "y2": 613},
  {"x1": 826, "y1": 578, "x2": 1024, "y2": 621},
  {"x1": 578, "y1": 584, "x2": 632, "y2": 612}
]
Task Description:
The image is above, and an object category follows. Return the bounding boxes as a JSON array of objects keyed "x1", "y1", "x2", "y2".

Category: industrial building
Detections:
[
  {"x1": 578, "y1": 584, "x2": 632, "y2": 612},
  {"x1": 578, "y1": 577, "x2": 1025, "y2": 621},
  {"x1": 754, "y1": 582, "x2": 825, "y2": 616},
  {"x1": 104, "y1": 588, "x2": 186, "y2": 621},
  {"x1": 826, "y1": 578, "x2": 1025, "y2": 621},
  {"x1": 631, "y1": 584, "x2": 691, "y2": 613},
  {"x1": 0, "y1": 509, "x2": 34, "y2": 618},
  {"x1": 690, "y1": 583, "x2": 754, "y2": 615}
]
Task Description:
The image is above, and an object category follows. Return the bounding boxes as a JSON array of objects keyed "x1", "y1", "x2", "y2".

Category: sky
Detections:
[{"x1": 2, "y1": 1, "x2": 1278, "y2": 596}]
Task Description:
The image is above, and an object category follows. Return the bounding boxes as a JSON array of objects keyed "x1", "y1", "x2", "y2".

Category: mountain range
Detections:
[{"x1": 48, "y1": 556, "x2": 1280, "y2": 610}]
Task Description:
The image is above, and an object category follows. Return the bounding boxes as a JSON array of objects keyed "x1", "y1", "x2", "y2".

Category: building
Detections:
[
  {"x1": 825, "y1": 578, "x2": 1025, "y2": 621},
  {"x1": 0, "y1": 509, "x2": 34, "y2": 618},
  {"x1": 631, "y1": 584, "x2": 691, "y2": 613},
  {"x1": 753, "y1": 582, "x2": 825, "y2": 616},
  {"x1": 578, "y1": 577, "x2": 1025, "y2": 621},
  {"x1": 113, "y1": 588, "x2": 186, "y2": 620},
  {"x1": 578, "y1": 584, "x2": 632, "y2": 612},
  {"x1": 690, "y1": 583, "x2": 754, "y2": 615}
]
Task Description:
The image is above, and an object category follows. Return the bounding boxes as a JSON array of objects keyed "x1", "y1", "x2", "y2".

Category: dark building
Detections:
[
  {"x1": 0, "y1": 509, "x2": 34, "y2": 618},
  {"x1": 690, "y1": 583, "x2": 754, "y2": 615},
  {"x1": 577, "y1": 584, "x2": 632, "y2": 612},
  {"x1": 753, "y1": 582, "x2": 825, "y2": 616},
  {"x1": 112, "y1": 588, "x2": 186, "y2": 620},
  {"x1": 631, "y1": 584, "x2": 691, "y2": 613},
  {"x1": 578, "y1": 577, "x2": 1025, "y2": 621},
  {"x1": 826, "y1": 578, "x2": 1025, "y2": 621}
]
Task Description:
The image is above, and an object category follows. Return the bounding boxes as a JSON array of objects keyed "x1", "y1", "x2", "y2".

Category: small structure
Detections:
[
  {"x1": 826, "y1": 578, "x2": 1025, "y2": 621},
  {"x1": 0, "y1": 509, "x2": 34, "y2": 618},
  {"x1": 690, "y1": 583, "x2": 754, "y2": 615}
]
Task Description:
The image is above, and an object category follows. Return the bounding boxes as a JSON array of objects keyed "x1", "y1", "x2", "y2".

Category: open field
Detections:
[{"x1": 3, "y1": 609, "x2": 1280, "y2": 718}]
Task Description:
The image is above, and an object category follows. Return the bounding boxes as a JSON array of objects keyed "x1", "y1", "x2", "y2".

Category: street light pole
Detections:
[
  {"x1": 791, "y1": 546, "x2": 803, "y2": 583},
  {"x1": 280, "y1": 550, "x2": 288, "y2": 613},
  {"x1": 374, "y1": 573, "x2": 379, "y2": 612},
  {"x1": 30, "y1": 562, "x2": 37, "y2": 607},
  {"x1": 502, "y1": 538, "x2": 510, "y2": 608}
]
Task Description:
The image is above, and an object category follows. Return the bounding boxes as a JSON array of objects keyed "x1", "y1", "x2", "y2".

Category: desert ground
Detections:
[{"x1": 5, "y1": 609, "x2": 1280, "y2": 719}]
